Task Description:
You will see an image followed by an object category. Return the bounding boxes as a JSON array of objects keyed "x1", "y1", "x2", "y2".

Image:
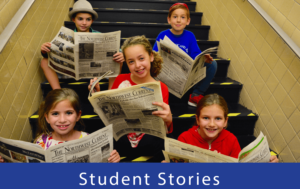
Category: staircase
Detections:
[{"x1": 29, "y1": 0, "x2": 259, "y2": 161}]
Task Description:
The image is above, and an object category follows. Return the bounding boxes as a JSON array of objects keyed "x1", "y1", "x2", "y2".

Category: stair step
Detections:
[
  {"x1": 169, "y1": 77, "x2": 242, "y2": 104},
  {"x1": 64, "y1": 21, "x2": 210, "y2": 40},
  {"x1": 79, "y1": 0, "x2": 196, "y2": 11},
  {"x1": 70, "y1": 8, "x2": 203, "y2": 25}
]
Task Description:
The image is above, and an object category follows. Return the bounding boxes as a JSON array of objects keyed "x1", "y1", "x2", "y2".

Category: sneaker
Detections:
[{"x1": 188, "y1": 94, "x2": 204, "y2": 107}]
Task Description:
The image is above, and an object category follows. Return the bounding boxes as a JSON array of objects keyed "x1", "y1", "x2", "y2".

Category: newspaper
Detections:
[
  {"x1": 88, "y1": 78, "x2": 166, "y2": 141},
  {"x1": 156, "y1": 36, "x2": 217, "y2": 98},
  {"x1": 0, "y1": 125, "x2": 113, "y2": 163},
  {"x1": 163, "y1": 132, "x2": 271, "y2": 163},
  {"x1": 48, "y1": 26, "x2": 121, "y2": 80}
]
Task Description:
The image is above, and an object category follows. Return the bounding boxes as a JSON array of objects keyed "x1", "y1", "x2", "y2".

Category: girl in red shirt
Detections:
[
  {"x1": 89, "y1": 36, "x2": 173, "y2": 158},
  {"x1": 178, "y1": 93, "x2": 278, "y2": 162}
]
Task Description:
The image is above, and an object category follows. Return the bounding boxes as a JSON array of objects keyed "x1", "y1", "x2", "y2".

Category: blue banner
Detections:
[{"x1": 0, "y1": 163, "x2": 296, "y2": 188}]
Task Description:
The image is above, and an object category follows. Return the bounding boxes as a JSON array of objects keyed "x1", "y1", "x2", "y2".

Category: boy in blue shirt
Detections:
[
  {"x1": 153, "y1": 3, "x2": 217, "y2": 107},
  {"x1": 40, "y1": 0, "x2": 124, "y2": 90}
]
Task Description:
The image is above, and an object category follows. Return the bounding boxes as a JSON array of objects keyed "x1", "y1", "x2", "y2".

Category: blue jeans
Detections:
[{"x1": 192, "y1": 60, "x2": 217, "y2": 95}]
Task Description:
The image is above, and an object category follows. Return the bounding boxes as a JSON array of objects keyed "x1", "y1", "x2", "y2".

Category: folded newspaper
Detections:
[
  {"x1": 0, "y1": 125, "x2": 113, "y2": 163},
  {"x1": 88, "y1": 73, "x2": 166, "y2": 141},
  {"x1": 48, "y1": 26, "x2": 121, "y2": 80},
  {"x1": 156, "y1": 36, "x2": 217, "y2": 98},
  {"x1": 163, "y1": 132, "x2": 271, "y2": 162}
]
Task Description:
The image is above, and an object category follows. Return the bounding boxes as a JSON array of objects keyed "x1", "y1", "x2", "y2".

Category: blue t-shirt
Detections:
[{"x1": 153, "y1": 29, "x2": 201, "y2": 60}]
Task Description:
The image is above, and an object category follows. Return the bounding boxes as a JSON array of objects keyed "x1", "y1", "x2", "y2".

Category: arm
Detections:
[
  {"x1": 41, "y1": 42, "x2": 51, "y2": 58},
  {"x1": 0, "y1": 155, "x2": 4, "y2": 163},
  {"x1": 269, "y1": 155, "x2": 279, "y2": 163},
  {"x1": 88, "y1": 77, "x2": 100, "y2": 92}
]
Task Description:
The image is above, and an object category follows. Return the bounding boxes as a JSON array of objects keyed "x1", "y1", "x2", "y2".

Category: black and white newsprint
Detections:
[
  {"x1": 0, "y1": 125, "x2": 113, "y2": 163},
  {"x1": 156, "y1": 36, "x2": 217, "y2": 98},
  {"x1": 163, "y1": 132, "x2": 270, "y2": 163},
  {"x1": 48, "y1": 26, "x2": 121, "y2": 80},
  {"x1": 88, "y1": 80, "x2": 166, "y2": 141}
]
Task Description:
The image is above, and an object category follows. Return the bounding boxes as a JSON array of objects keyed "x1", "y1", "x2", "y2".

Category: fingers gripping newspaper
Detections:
[
  {"x1": 88, "y1": 72, "x2": 166, "y2": 141},
  {"x1": 0, "y1": 125, "x2": 113, "y2": 163},
  {"x1": 156, "y1": 36, "x2": 217, "y2": 98},
  {"x1": 48, "y1": 26, "x2": 121, "y2": 80},
  {"x1": 163, "y1": 132, "x2": 271, "y2": 163}
]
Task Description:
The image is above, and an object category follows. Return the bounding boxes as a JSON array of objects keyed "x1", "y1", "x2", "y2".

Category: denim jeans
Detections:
[{"x1": 192, "y1": 60, "x2": 217, "y2": 95}]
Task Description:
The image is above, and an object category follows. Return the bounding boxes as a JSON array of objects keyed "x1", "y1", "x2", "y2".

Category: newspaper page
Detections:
[
  {"x1": 88, "y1": 82, "x2": 166, "y2": 141},
  {"x1": 45, "y1": 124, "x2": 114, "y2": 162},
  {"x1": 238, "y1": 132, "x2": 271, "y2": 162},
  {"x1": 48, "y1": 26, "x2": 76, "y2": 78},
  {"x1": 74, "y1": 30, "x2": 121, "y2": 79},
  {"x1": 48, "y1": 26, "x2": 121, "y2": 80},
  {"x1": 156, "y1": 36, "x2": 217, "y2": 98},
  {"x1": 164, "y1": 137, "x2": 237, "y2": 162},
  {"x1": 0, "y1": 137, "x2": 46, "y2": 163},
  {"x1": 0, "y1": 125, "x2": 113, "y2": 163}
]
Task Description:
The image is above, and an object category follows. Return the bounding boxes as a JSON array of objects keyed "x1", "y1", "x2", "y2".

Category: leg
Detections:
[
  {"x1": 188, "y1": 60, "x2": 217, "y2": 107},
  {"x1": 192, "y1": 60, "x2": 217, "y2": 96},
  {"x1": 40, "y1": 58, "x2": 61, "y2": 90}
]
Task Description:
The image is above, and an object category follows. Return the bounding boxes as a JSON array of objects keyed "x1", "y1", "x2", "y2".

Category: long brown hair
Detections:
[
  {"x1": 196, "y1": 93, "x2": 229, "y2": 128},
  {"x1": 121, "y1": 35, "x2": 163, "y2": 77},
  {"x1": 35, "y1": 88, "x2": 85, "y2": 141}
]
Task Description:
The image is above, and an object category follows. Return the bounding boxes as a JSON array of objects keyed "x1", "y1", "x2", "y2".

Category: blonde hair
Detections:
[
  {"x1": 121, "y1": 35, "x2": 163, "y2": 77},
  {"x1": 196, "y1": 93, "x2": 229, "y2": 128},
  {"x1": 35, "y1": 88, "x2": 85, "y2": 141},
  {"x1": 168, "y1": 4, "x2": 190, "y2": 19}
]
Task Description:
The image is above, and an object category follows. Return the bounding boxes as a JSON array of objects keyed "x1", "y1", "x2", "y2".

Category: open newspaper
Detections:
[
  {"x1": 0, "y1": 125, "x2": 113, "y2": 163},
  {"x1": 156, "y1": 36, "x2": 217, "y2": 98},
  {"x1": 88, "y1": 73, "x2": 166, "y2": 141},
  {"x1": 163, "y1": 132, "x2": 271, "y2": 162},
  {"x1": 48, "y1": 26, "x2": 121, "y2": 80}
]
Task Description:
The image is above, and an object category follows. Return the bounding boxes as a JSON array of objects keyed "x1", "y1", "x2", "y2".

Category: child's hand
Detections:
[
  {"x1": 0, "y1": 155, "x2": 4, "y2": 163},
  {"x1": 113, "y1": 52, "x2": 125, "y2": 64},
  {"x1": 269, "y1": 155, "x2": 279, "y2": 163},
  {"x1": 88, "y1": 77, "x2": 100, "y2": 92},
  {"x1": 161, "y1": 160, "x2": 168, "y2": 163},
  {"x1": 41, "y1": 42, "x2": 51, "y2": 54},
  {"x1": 204, "y1": 54, "x2": 213, "y2": 64},
  {"x1": 152, "y1": 102, "x2": 173, "y2": 127},
  {"x1": 108, "y1": 150, "x2": 120, "y2": 163}
]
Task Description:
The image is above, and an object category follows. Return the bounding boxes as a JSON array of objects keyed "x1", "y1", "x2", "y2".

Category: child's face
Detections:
[
  {"x1": 125, "y1": 44, "x2": 154, "y2": 82},
  {"x1": 168, "y1": 8, "x2": 190, "y2": 35},
  {"x1": 196, "y1": 104, "x2": 228, "y2": 144},
  {"x1": 45, "y1": 99, "x2": 81, "y2": 137},
  {"x1": 72, "y1": 13, "x2": 93, "y2": 32}
]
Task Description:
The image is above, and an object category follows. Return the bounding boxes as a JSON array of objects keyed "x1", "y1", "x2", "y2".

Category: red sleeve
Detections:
[
  {"x1": 230, "y1": 137, "x2": 241, "y2": 159},
  {"x1": 160, "y1": 82, "x2": 173, "y2": 133}
]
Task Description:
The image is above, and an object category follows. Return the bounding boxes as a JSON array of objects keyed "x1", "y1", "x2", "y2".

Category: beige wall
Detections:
[
  {"x1": 255, "y1": 0, "x2": 300, "y2": 48},
  {"x1": 0, "y1": 0, "x2": 73, "y2": 141},
  {"x1": 193, "y1": 0, "x2": 300, "y2": 162},
  {"x1": 0, "y1": 0, "x2": 25, "y2": 35}
]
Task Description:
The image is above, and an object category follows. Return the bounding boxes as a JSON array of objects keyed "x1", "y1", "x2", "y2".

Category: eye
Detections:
[
  {"x1": 173, "y1": 16, "x2": 177, "y2": 18},
  {"x1": 78, "y1": 17, "x2": 83, "y2": 21},
  {"x1": 128, "y1": 60, "x2": 134, "y2": 64},
  {"x1": 202, "y1": 117, "x2": 209, "y2": 120},
  {"x1": 139, "y1": 57, "x2": 144, "y2": 61},
  {"x1": 215, "y1": 117, "x2": 222, "y2": 120},
  {"x1": 87, "y1": 18, "x2": 91, "y2": 21},
  {"x1": 182, "y1": 16, "x2": 185, "y2": 19},
  {"x1": 51, "y1": 112, "x2": 58, "y2": 116},
  {"x1": 66, "y1": 111, "x2": 73, "y2": 115}
]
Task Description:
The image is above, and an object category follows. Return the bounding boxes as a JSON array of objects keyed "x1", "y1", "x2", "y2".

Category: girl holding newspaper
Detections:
[
  {"x1": 89, "y1": 36, "x2": 173, "y2": 158},
  {"x1": 164, "y1": 94, "x2": 278, "y2": 162},
  {"x1": 0, "y1": 88, "x2": 120, "y2": 163}
]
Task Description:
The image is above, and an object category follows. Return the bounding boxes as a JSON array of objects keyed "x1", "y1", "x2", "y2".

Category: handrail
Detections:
[
  {"x1": 247, "y1": 0, "x2": 300, "y2": 58},
  {"x1": 0, "y1": 0, "x2": 35, "y2": 54}
]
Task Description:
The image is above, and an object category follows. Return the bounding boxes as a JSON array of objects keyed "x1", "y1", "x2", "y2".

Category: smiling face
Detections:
[
  {"x1": 124, "y1": 44, "x2": 154, "y2": 83},
  {"x1": 45, "y1": 99, "x2": 81, "y2": 140},
  {"x1": 168, "y1": 8, "x2": 190, "y2": 35},
  {"x1": 196, "y1": 104, "x2": 228, "y2": 144},
  {"x1": 72, "y1": 13, "x2": 93, "y2": 32}
]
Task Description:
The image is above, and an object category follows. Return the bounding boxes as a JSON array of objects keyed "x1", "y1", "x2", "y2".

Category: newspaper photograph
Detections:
[
  {"x1": 156, "y1": 35, "x2": 217, "y2": 98},
  {"x1": 88, "y1": 81, "x2": 166, "y2": 141},
  {"x1": 48, "y1": 26, "x2": 121, "y2": 80},
  {"x1": 163, "y1": 132, "x2": 271, "y2": 163},
  {"x1": 0, "y1": 125, "x2": 113, "y2": 163}
]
